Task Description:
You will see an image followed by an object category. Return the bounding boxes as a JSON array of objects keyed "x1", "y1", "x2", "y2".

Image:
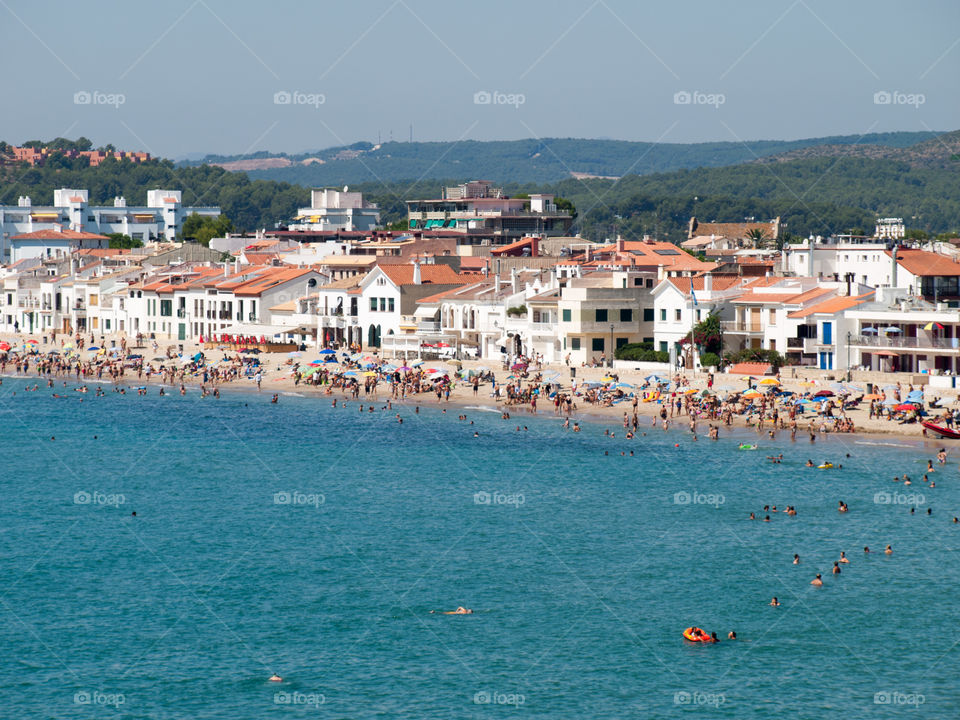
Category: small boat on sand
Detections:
[{"x1": 921, "y1": 421, "x2": 960, "y2": 439}]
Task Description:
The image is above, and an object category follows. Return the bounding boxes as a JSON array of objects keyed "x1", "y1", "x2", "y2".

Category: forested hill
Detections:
[{"x1": 188, "y1": 132, "x2": 940, "y2": 186}]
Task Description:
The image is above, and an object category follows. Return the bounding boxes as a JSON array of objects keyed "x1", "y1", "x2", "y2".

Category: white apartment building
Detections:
[
  {"x1": 0, "y1": 189, "x2": 221, "y2": 260},
  {"x1": 289, "y1": 188, "x2": 380, "y2": 232}
]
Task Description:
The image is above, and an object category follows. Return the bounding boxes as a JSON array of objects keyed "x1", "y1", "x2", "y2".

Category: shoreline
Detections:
[{"x1": 4, "y1": 367, "x2": 950, "y2": 454}]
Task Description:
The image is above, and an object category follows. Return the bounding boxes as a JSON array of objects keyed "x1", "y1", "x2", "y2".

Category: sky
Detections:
[{"x1": 2, "y1": 0, "x2": 958, "y2": 158}]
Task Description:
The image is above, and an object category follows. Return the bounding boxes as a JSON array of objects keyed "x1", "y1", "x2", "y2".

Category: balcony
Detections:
[
  {"x1": 418, "y1": 321, "x2": 441, "y2": 333},
  {"x1": 848, "y1": 334, "x2": 960, "y2": 351},
  {"x1": 248, "y1": 313, "x2": 258, "y2": 322},
  {"x1": 721, "y1": 320, "x2": 763, "y2": 334},
  {"x1": 177, "y1": 309, "x2": 186, "y2": 318}
]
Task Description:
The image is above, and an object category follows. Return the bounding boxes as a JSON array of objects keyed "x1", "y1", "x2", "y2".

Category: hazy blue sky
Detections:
[{"x1": 2, "y1": 0, "x2": 957, "y2": 157}]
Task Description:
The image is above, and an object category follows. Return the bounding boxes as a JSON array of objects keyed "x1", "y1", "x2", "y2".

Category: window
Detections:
[
  {"x1": 160, "y1": 300, "x2": 172, "y2": 317},
  {"x1": 644, "y1": 308, "x2": 654, "y2": 322},
  {"x1": 379, "y1": 298, "x2": 386, "y2": 312},
  {"x1": 619, "y1": 308, "x2": 632, "y2": 322},
  {"x1": 643, "y1": 337, "x2": 654, "y2": 344},
  {"x1": 659, "y1": 341, "x2": 668, "y2": 352},
  {"x1": 592, "y1": 338, "x2": 604, "y2": 352},
  {"x1": 571, "y1": 337, "x2": 581, "y2": 350},
  {"x1": 675, "y1": 309, "x2": 682, "y2": 322},
  {"x1": 388, "y1": 298, "x2": 395, "y2": 312},
  {"x1": 595, "y1": 309, "x2": 608, "y2": 322},
  {"x1": 769, "y1": 308, "x2": 776, "y2": 325},
  {"x1": 562, "y1": 309, "x2": 571, "y2": 322},
  {"x1": 634, "y1": 278, "x2": 642, "y2": 286},
  {"x1": 646, "y1": 278, "x2": 653, "y2": 288},
  {"x1": 659, "y1": 309, "x2": 667, "y2": 322},
  {"x1": 370, "y1": 298, "x2": 377, "y2": 311},
  {"x1": 616, "y1": 337, "x2": 628, "y2": 348}
]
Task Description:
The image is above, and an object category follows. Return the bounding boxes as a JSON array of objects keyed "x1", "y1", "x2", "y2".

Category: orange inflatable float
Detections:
[{"x1": 683, "y1": 627, "x2": 716, "y2": 643}]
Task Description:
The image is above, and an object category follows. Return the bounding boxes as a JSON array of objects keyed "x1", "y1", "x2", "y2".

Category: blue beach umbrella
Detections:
[{"x1": 319, "y1": 348, "x2": 335, "y2": 355}]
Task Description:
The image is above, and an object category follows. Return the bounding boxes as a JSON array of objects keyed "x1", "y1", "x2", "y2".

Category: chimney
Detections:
[
  {"x1": 510, "y1": 267, "x2": 518, "y2": 294},
  {"x1": 494, "y1": 274, "x2": 501, "y2": 294},
  {"x1": 530, "y1": 236, "x2": 539, "y2": 257},
  {"x1": 890, "y1": 245, "x2": 898, "y2": 287},
  {"x1": 704, "y1": 273, "x2": 712, "y2": 292},
  {"x1": 806, "y1": 239, "x2": 814, "y2": 278},
  {"x1": 616, "y1": 236, "x2": 625, "y2": 253},
  {"x1": 845, "y1": 272, "x2": 852, "y2": 297},
  {"x1": 412, "y1": 261, "x2": 422, "y2": 285},
  {"x1": 484, "y1": 260, "x2": 489, "y2": 278}
]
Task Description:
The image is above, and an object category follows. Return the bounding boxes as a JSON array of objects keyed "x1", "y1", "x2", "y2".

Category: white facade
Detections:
[
  {"x1": 289, "y1": 188, "x2": 380, "y2": 232},
  {"x1": 0, "y1": 189, "x2": 221, "y2": 259}
]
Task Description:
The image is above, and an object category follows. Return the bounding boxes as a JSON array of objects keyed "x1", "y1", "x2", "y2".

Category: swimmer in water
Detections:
[
  {"x1": 793, "y1": 554, "x2": 800, "y2": 564},
  {"x1": 885, "y1": 544, "x2": 893, "y2": 555},
  {"x1": 839, "y1": 551, "x2": 849, "y2": 563},
  {"x1": 832, "y1": 562, "x2": 841, "y2": 575},
  {"x1": 811, "y1": 574, "x2": 823, "y2": 586},
  {"x1": 864, "y1": 546, "x2": 871, "y2": 553},
  {"x1": 269, "y1": 674, "x2": 282, "y2": 682},
  {"x1": 728, "y1": 631, "x2": 737, "y2": 640},
  {"x1": 770, "y1": 597, "x2": 780, "y2": 607},
  {"x1": 431, "y1": 606, "x2": 473, "y2": 615}
]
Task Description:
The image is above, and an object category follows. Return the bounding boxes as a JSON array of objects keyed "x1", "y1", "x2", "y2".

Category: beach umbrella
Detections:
[
  {"x1": 87, "y1": 346, "x2": 100, "y2": 351},
  {"x1": 343, "y1": 370, "x2": 358, "y2": 377},
  {"x1": 646, "y1": 374, "x2": 668, "y2": 383},
  {"x1": 288, "y1": 351, "x2": 301, "y2": 357},
  {"x1": 601, "y1": 376, "x2": 615, "y2": 382},
  {"x1": 894, "y1": 404, "x2": 918, "y2": 412},
  {"x1": 309, "y1": 360, "x2": 324, "y2": 366},
  {"x1": 861, "y1": 327, "x2": 878, "y2": 334},
  {"x1": 882, "y1": 326, "x2": 902, "y2": 334},
  {"x1": 882, "y1": 397, "x2": 898, "y2": 406},
  {"x1": 906, "y1": 390, "x2": 924, "y2": 402},
  {"x1": 411, "y1": 360, "x2": 424, "y2": 367},
  {"x1": 882, "y1": 384, "x2": 899, "y2": 392},
  {"x1": 798, "y1": 381, "x2": 815, "y2": 387},
  {"x1": 301, "y1": 366, "x2": 319, "y2": 376},
  {"x1": 923, "y1": 322, "x2": 944, "y2": 331},
  {"x1": 25, "y1": 339, "x2": 39, "y2": 345},
  {"x1": 397, "y1": 366, "x2": 412, "y2": 372},
  {"x1": 684, "y1": 388, "x2": 698, "y2": 394},
  {"x1": 318, "y1": 348, "x2": 336, "y2": 355},
  {"x1": 759, "y1": 378, "x2": 779, "y2": 385},
  {"x1": 863, "y1": 393, "x2": 883, "y2": 400},
  {"x1": 0, "y1": 342, "x2": 9, "y2": 351},
  {"x1": 362, "y1": 371, "x2": 378, "y2": 377},
  {"x1": 813, "y1": 390, "x2": 834, "y2": 397},
  {"x1": 845, "y1": 384, "x2": 865, "y2": 393},
  {"x1": 743, "y1": 390, "x2": 762, "y2": 399}
]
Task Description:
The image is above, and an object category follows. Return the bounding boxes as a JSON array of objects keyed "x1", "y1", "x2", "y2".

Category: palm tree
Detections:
[{"x1": 745, "y1": 228, "x2": 768, "y2": 248}]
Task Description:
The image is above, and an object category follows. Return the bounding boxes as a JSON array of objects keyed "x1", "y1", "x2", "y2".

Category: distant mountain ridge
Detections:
[
  {"x1": 755, "y1": 130, "x2": 960, "y2": 169},
  {"x1": 182, "y1": 132, "x2": 942, "y2": 186}
]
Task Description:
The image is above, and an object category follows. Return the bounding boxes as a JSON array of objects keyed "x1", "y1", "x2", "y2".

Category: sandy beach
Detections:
[{"x1": 7, "y1": 331, "x2": 956, "y2": 442}]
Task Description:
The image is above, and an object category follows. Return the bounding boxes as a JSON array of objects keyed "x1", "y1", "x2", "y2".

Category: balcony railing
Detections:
[
  {"x1": 721, "y1": 320, "x2": 763, "y2": 333},
  {"x1": 418, "y1": 321, "x2": 441, "y2": 333},
  {"x1": 787, "y1": 337, "x2": 804, "y2": 348},
  {"x1": 848, "y1": 334, "x2": 960, "y2": 350}
]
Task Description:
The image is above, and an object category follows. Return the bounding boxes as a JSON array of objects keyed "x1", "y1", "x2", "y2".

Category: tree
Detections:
[
  {"x1": 106, "y1": 232, "x2": 143, "y2": 249},
  {"x1": 745, "y1": 228, "x2": 769, "y2": 248},
  {"x1": 555, "y1": 196, "x2": 577, "y2": 219},
  {"x1": 181, "y1": 212, "x2": 233, "y2": 246},
  {"x1": 685, "y1": 312, "x2": 722, "y2": 354}
]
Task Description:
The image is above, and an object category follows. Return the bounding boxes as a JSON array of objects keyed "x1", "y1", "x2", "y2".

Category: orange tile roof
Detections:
[
  {"x1": 887, "y1": 249, "x2": 960, "y2": 277},
  {"x1": 666, "y1": 275, "x2": 743, "y2": 292},
  {"x1": 787, "y1": 291, "x2": 875, "y2": 318},
  {"x1": 377, "y1": 263, "x2": 464, "y2": 286},
  {"x1": 12, "y1": 228, "x2": 109, "y2": 241}
]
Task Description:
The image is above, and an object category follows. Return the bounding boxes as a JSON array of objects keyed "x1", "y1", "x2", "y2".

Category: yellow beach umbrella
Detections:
[
  {"x1": 759, "y1": 378, "x2": 779, "y2": 385},
  {"x1": 743, "y1": 389, "x2": 762, "y2": 399},
  {"x1": 798, "y1": 381, "x2": 814, "y2": 387},
  {"x1": 362, "y1": 371, "x2": 378, "y2": 377},
  {"x1": 684, "y1": 388, "x2": 698, "y2": 394}
]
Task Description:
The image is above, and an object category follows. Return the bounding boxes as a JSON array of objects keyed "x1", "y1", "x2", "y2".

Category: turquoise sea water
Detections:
[{"x1": 1, "y1": 378, "x2": 959, "y2": 718}]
